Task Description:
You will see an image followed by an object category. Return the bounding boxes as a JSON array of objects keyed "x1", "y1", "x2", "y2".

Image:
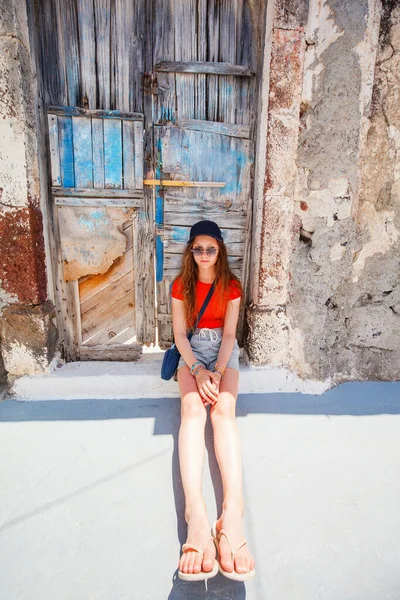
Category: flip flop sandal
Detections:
[
  {"x1": 178, "y1": 537, "x2": 219, "y2": 582},
  {"x1": 211, "y1": 521, "x2": 255, "y2": 582}
]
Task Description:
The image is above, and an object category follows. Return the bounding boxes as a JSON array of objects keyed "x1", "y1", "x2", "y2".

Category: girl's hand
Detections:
[
  {"x1": 195, "y1": 369, "x2": 219, "y2": 405},
  {"x1": 210, "y1": 370, "x2": 222, "y2": 393}
]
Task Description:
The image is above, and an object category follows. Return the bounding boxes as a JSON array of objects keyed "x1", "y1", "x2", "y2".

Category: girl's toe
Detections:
[
  {"x1": 193, "y1": 553, "x2": 202, "y2": 573},
  {"x1": 188, "y1": 553, "x2": 196, "y2": 573},
  {"x1": 202, "y1": 541, "x2": 215, "y2": 572}
]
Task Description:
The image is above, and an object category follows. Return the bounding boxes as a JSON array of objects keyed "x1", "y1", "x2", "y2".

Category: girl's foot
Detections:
[
  {"x1": 179, "y1": 504, "x2": 216, "y2": 575},
  {"x1": 216, "y1": 507, "x2": 255, "y2": 576}
]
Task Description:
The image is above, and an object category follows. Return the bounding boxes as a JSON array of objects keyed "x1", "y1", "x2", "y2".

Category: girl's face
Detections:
[{"x1": 191, "y1": 235, "x2": 219, "y2": 270}]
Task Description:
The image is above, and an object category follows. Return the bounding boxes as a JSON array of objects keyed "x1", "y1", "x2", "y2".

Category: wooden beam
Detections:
[
  {"x1": 55, "y1": 197, "x2": 141, "y2": 207},
  {"x1": 179, "y1": 119, "x2": 250, "y2": 139},
  {"x1": 52, "y1": 187, "x2": 143, "y2": 198},
  {"x1": 47, "y1": 106, "x2": 144, "y2": 120},
  {"x1": 78, "y1": 345, "x2": 142, "y2": 361},
  {"x1": 154, "y1": 61, "x2": 254, "y2": 77},
  {"x1": 143, "y1": 179, "x2": 225, "y2": 187}
]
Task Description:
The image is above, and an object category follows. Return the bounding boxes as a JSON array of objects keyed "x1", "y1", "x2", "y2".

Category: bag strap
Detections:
[{"x1": 188, "y1": 281, "x2": 216, "y2": 340}]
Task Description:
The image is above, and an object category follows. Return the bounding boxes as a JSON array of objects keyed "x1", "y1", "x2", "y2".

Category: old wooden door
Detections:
[
  {"x1": 151, "y1": 2, "x2": 258, "y2": 348},
  {"x1": 30, "y1": 0, "x2": 262, "y2": 358},
  {"x1": 47, "y1": 107, "x2": 146, "y2": 361}
]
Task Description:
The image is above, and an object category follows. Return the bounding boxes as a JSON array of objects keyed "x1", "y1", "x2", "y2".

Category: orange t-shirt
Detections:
[{"x1": 171, "y1": 277, "x2": 242, "y2": 329}]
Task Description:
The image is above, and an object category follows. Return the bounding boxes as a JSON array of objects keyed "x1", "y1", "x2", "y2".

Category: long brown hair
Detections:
[{"x1": 174, "y1": 238, "x2": 242, "y2": 327}]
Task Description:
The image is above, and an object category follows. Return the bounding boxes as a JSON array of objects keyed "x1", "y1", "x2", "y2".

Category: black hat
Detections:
[{"x1": 188, "y1": 220, "x2": 224, "y2": 243}]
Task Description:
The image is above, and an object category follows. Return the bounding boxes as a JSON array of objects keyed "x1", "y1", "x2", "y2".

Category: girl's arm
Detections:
[
  {"x1": 172, "y1": 296, "x2": 219, "y2": 404},
  {"x1": 171, "y1": 297, "x2": 200, "y2": 369},
  {"x1": 215, "y1": 297, "x2": 241, "y2": 369}
]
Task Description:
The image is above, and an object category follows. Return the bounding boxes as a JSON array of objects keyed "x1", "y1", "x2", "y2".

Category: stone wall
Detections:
[
  {"x1": 288, "y1": 0, "x2": 400, "y2": 381},
  {"x1": 0, "y1": 0, "x2": 57, "y2": 380}
]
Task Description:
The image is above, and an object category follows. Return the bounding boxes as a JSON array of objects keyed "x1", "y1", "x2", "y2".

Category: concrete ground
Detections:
[{"x1": 1, "y1": 379, "x2": 400, "y2": 600}]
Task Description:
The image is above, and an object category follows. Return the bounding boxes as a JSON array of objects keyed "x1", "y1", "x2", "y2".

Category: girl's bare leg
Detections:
[
  {"x1": 177, "y1": 365, "x2": 216, "y2": 574},
  {"x1": 210, "y1": 368, "x2": 255, "y2": 575}
]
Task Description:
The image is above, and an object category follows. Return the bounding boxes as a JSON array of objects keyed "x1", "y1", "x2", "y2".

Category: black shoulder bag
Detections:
[{"x1": 161, "y1": 281, "x2": 216, "y2": 381}]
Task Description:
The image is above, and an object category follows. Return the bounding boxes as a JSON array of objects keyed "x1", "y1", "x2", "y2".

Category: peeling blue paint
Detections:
[
  {"x1": 155, "y1": 136, "x2": 163, "y2": 227},
  {"x1": 155, "y1": 135, "x2": 164, "y2": 279},
  {"x1": 73, "y1": 118, "x2": 93, "y2": 187},
  {"x1": 171, "y1": 226, "x2": 189, "y2": 242},
  {"x1": 59, "y1": 117, "x2": 75, "y2": 187},
  {"x1": 156, "y1": 235, "x2": 164, "y2": 282},
  {"x1": 78, "y1": 210, "x2": 109, "y2": 231},
  {"x1": 104, "y1": 120, "x2": 123, "y2": 188}
]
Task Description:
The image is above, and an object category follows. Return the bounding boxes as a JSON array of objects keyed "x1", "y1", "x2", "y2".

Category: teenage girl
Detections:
[{"x1": 171, "y1": 219, "x2": 256, "y2": 582}]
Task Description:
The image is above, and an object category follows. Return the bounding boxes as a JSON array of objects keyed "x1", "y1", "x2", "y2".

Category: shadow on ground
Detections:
[{"x1": 1, "y1": 381, "x2": 399, "y2": 599}]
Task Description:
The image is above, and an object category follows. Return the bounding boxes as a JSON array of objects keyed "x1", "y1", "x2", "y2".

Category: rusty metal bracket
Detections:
[{"x1": 143, "y1": 73, "x2": 158, "y2": 95}]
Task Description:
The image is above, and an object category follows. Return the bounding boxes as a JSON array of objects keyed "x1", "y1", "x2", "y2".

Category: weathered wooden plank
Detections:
[
  {"x1": 130, "y1": 1, "x2": 145, "y2": 113},
  {"x1": 59, "y1": 0, "x2": 80, "y2": 106},
  {"x1": 133, "y1": 121, "x2": 144, "y2": 189},
  {"x1": 87, "y1": 311, "x2": 135, "y2": 346},
  {"x1": 55, "y1": 197, "x2": 141, "y2": 207},
  {"x1": 163, "y1": 225, "x2": 244, "y2": 244},
  {"x1": 154, "y1": 0, "x2": 176, "y2": 124},
  {"x1": 158, "y1": 313, "x2": 172, "y2": 324},
  {"x1": 93, "y1": 0, "x2": 111, "y2": 109},
  {"x1": 207, "y1": 0, "x2": 220, "y2": 121},
  {"x1": 39, "y1": 0, "x2": 66, "y2": 106},
  {"x1": 174, "y1": 0, "x2": 196, "y2": 120},
  {"x1": 81, "y1": 269, "x2": 134, "y2": 319},
  {"x1": 156, "y1": 126, "x2": 189, "y2": 177},
  {"x1": 180, "y1": 119, "x2": 250, "y2": 139},
  {"x1": 52, "y1": 187, "x2": 143, "y2": 199},
  {"x1": 164, "y1": 239, "x2": 245, "y2": 256},
  {"x1": 155, "y1": 61, "x2": 254, "y2": 77},
  {"x1": 219, "y1": 0, "x2": 242, "y2": 124},
  {"x1": 114, "y1": 0, "x2": 130, "y2": 112},
  {"x1": 92, "y1": 118, "x2": 105, "y2": 188},
  {"x1": 144, "y1": 180, "x2": 225, "y2": 188},
  {"x1": 72, "y1": 116, "x2": 93, "y2": 187},
  {"x1": 238, "y1": 2, "x2": 257, "y2": 131},
  {"x1": 164, "y1": 253, "x2": 243, "y2": 270},
  {"x1": 47, "y1": 106, "x2": 144, "y2": 120},
  {"x1": 164, "y1": 211, "x2": 246, "y2": 229},
  {"x1": 103, "y1": 119, "x2": 123, "y2": 188},
  {"x1": 77, "y1": 0, "x2": 96, "y2": 109},
  {"x1": 196, "y1": 0, "x2": 207, "y2": 120},
  {"x1": 47, "y1": 114, "x2": 61, "y2": 186},
  {"x1": 53, "y1": 204, "x2": 78, "y2": 360},
  {"x1": 157, "y1": 276, "x2": 174, "y2": 348},
  {"x1": 123, "y1": 120, "x2": 136, "y2": 189},
  {"x1": 58, "y1": 116, "x2": 75, "y2": 188},
  {"x1": 81, "y1": 287, "x2": 134, "y2": 334},
  {"x1": 163, "y1": 193, "x2": 245, "y2": 213},
  {"x1": 78, "y1": 345, "x2": 141, "y2": 361},
  {"x1": 135, "y1": 0, "x2": 156, "y2": 345},
  {"x1": 72, "y1": 280, "x2": 83, "y2": 345}
]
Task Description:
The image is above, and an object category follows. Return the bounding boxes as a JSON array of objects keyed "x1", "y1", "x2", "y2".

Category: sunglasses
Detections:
[{"x1": 191, "y1": 246, "x2": 218, "y2": 257}]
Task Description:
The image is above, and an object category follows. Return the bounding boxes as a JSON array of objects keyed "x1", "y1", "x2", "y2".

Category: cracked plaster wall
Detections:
[
  {"x1": 288, "y1": 0, "x2": 400, "y2": 380},
  {"x1": 0, "y1": 0, "x2": 56, "y2": 379}
]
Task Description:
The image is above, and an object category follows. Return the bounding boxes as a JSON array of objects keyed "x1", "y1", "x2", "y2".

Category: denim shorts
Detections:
[{"x1": 177, "y1": 327, "x2": 240, "y2": 372}]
